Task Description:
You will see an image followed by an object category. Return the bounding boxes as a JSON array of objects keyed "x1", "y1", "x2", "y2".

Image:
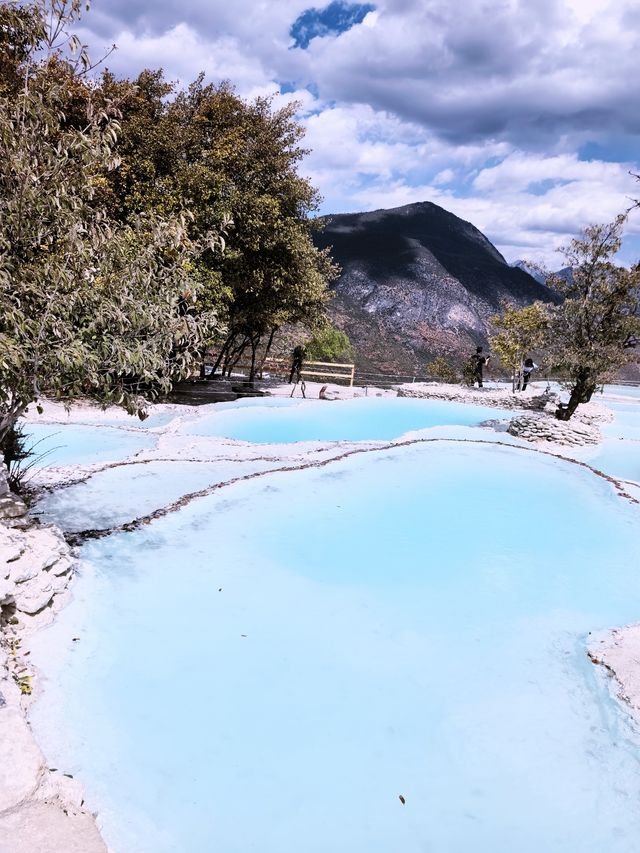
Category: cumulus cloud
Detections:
[
  {"x1": 84, "y1": 23, "x2": 275, "y2": 94},
  {"x1": 345, "y1": 152, "x2": 639, "y2": 267},
  {"x1": 299, "y1": 0, "x2": 640, "y2": 147},
  {"x1": 77, "y1": 0, "x2": 640, "y2": 265}
]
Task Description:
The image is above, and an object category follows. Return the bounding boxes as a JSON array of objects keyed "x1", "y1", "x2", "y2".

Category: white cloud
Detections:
[
  {"x1": 88, "y1": 23, "x2": 277, "y2": 96},
  {"x1": 77, "y1": 0, "x2": 640, "y2": 268}
]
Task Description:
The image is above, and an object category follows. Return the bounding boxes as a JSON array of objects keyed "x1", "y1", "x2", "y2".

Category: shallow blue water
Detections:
[
  {"x1": 29, "y1": 441, "x2": 640, "y2": 853},
  {"x1": 602, "y1": 385, "x2": 640, "y2": 400},
  {"x1": 21, "y1": 423, "x2": 156, "y2": 467},
  {"x1": 184, "y1": 397, "x2": 513, "y2": 443},
  {"x1": 580, "y1": 400, "x2": 640, "y2": 483},
  {"x1": 603, "y1": 402, "x2": 640, "y2": 441},
  {"x1": 35, "y1": 459, "x2": 292, "y2": 532}
]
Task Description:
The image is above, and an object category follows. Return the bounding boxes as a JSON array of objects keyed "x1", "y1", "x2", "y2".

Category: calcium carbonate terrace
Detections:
[{"x1": 23, "y1": 392, "x2": 640, "y2": 853}]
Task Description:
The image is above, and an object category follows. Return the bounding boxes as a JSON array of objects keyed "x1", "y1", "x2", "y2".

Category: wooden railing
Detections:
[
  {"x1": 296, "y1": 360, "x2": 355, "y2": 386},
  {"x1": 215, "y1": 357, "x2": 355, "y2": 386}
]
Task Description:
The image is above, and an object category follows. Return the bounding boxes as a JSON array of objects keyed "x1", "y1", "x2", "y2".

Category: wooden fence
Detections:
[{"x1": 216, "y1": 357, "x2": 355, "y2": 386}]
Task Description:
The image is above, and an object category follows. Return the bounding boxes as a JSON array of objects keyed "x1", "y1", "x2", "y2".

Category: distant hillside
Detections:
[
  {"x1": 512, "y1": 260, "x2": 573, "y2": 286},
  {"x1": 314, "y1": 202, "x2": 559, "y2": 374}
]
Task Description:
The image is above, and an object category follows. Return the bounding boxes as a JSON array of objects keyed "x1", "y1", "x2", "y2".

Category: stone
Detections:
[
  {"x1": 506, "y1": 412, "x2": 600, "y2": 447},
  {"x1": 0, "y1": 513, "x2": 105, "y2": 852},
  {"x1": 0, "y1": 580, "x2": 14, "y2": 607},
  {"x1": 13, "y1": 580, "x2": 56, "y2": 616},
  {"x1": 0, "y1": 466, "x2": 9, "y2": 498},
  {"x1": 0, "y1": 496, "x2": 28, "y2": 521},
  {"x1": 7, "y1": 528, "x2": 68, "y2": 584},
  {"x1": 0, "y1": 526, "x2": 26, "y2": 564},
  {"x1": 50, "y1": 556, "x2": 73, "y2": 577},
  {"x1": 36, "y1": 772, "x2": 85, "y2": 809},
  {"x1": 0, "y1": 709, "x2": 43, "y2": 812},
  {"x1": 0, "y1": 801, "x2": 107, "y2": 853}
]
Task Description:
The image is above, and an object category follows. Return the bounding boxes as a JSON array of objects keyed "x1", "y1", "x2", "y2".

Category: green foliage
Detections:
[
  {"x1": 489, "y1": 301, "x2": 548, "y2": 389},
  {"x1": 0, "y1": 1, "x2": 221, "y2": 448},
  {"x1": 426, "y1": 356, "x2": 459, "y2": 384},
  {"x1": 461, "y1": 357, "x2": 478, "y2": 386},
  {"x1": 96, "y1": 71, "x2": 338, "y2": 379},
  {"x1": 304, "y1": 327, "x2": 354, "y2": 363},
  {"x1": 546, "y1": 216, "x2": 640, "y2": 419}
]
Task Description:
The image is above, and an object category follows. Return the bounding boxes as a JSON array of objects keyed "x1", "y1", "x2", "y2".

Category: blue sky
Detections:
[{"x1": 79, "y1": 0, "x2": 640, "y2": 267}]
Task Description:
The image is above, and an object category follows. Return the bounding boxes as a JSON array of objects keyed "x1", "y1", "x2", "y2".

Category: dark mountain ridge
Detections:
[{"x1": 314, "y1": 201, "x2": 559, "y2": 373}]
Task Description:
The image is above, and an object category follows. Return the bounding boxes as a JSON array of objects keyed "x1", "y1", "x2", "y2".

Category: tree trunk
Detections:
[
  {"x1": 224, "y1": 337, "x2": 249, "y2": 377},
  {"x1": 248, "y1": 333, "x2": 261, "y2": 383},
  {"x1": 218, "y1": 334, "x2": 243, "y2": 377},
  {"x1": 208, "y1": 337, "x2": 233, "y2": 379},
  {"x1": 259, "y1": 326, "x2": 278, "y2": 379},
  {"x1": 555, "y1": 370, "x2": 596, "y2": 420},
  {"x1": 517, "y1": 356, "x2": 524, "y2": 392}
]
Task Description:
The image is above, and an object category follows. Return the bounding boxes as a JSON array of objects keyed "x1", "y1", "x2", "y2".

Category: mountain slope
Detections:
[
  {"x1": 513, "y1": 260, "x2": 573, "y2": 285},
  {"x1": 314, "y1": 202, "x2": 559, "y2": 373}
]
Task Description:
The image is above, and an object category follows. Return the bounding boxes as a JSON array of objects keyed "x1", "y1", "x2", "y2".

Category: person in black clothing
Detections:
[
  {"x1": 472, "y1": 346, "x2": 489, "y2": 387},
  {"x1": 289, "y1": 345, "x2": 306, "y2": 384},
  {"x1": 521, "y1": 357, "x2": 537, "y2": 390}
]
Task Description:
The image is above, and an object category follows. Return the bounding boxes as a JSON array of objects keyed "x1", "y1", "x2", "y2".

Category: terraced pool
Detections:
[{"x1": 25, "y1": 396, "x2": 640, "y2": 853}]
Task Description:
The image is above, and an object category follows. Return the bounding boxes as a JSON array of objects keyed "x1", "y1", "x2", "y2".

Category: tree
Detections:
[
  {"x1": 489, "y1": 301, "x2": 548, "y2": 392},
  {"x1": 305, "y1": 326, "x2": 354, "y2": 363},
  {"x1": 0, "y1": 1, "x2": 220, "y2": 452},
  {"x1": 546, "y1": 216, "x2": 640, "y2": 420},
  {"x1": 426, "y1": 356, "x2": 460, "y2": 384},
  {"x1": 95, "y1": 72, "x2": 337, "y2": 382}
]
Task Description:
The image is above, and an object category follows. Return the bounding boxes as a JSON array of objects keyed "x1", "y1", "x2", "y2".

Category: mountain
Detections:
[
  {"x1": 512, "y1": 260, "x2": 573, "y2": 286},
  {"x1": 512, "y1": 260, "x2": 546, "y2": 285},
  {"x1": 314, "y1": 202, "x2": 559, "y2": 374}
]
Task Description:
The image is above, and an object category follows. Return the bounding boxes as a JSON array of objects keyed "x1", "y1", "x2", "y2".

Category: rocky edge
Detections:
[{"x1": 0, "y1": 466, "x2": 106, "y2": 853}]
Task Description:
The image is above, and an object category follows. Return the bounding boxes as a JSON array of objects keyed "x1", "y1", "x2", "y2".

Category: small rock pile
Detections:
[{"x1": 507, "y1": 414, "x2": 600, "y2": 446}]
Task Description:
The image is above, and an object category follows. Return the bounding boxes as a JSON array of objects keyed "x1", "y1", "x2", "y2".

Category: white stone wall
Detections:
[{"x1": 0, "y1": 465, "x2": 106, "y2": 853}]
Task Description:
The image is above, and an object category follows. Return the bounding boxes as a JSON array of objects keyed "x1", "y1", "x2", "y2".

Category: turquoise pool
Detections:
[
  {"x1": 184, "y1": 397, "x2": 513, "y2": 443},
  {"x1": 21, "y1": 423, "x2": 156, "y2": 467},
  {"x1": 29, "y1": 439, "x2": 640, "y2": 853}
]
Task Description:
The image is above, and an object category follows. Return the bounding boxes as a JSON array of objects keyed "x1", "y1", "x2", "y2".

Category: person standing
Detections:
[
  {"x1": 521, "y1": 357, "x2": 538, "y2": 390},
  {"x1": 289, "y1": 345, "x2": 306, "y2": 384},
  {"x1": 472, "y1": 346, "x2": 490, "y2": 388}
]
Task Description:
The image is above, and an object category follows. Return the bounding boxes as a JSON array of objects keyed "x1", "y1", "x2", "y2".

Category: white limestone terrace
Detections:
[
  {"x1": 1, "y1": 382, "x2": 638, "y2": 852},
  {"x1": 396, "y1": 380, "x2": 612, "y2": 444},
  {"x1": 0, "y1": 473, "x2": 106, "y2": 853},
  {"x1": 589, "y1": 627, "x2": 640, "y2": 726},
  {"x1": 393, "y1": 382, "x2": 640, "y2": 722}
]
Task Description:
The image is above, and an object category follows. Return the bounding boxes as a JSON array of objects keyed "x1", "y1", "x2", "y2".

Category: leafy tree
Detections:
[
  {"x1": 489, "y1": 301, "x2": 548, "y2": 391},
  {"x1": 546, "y1": 216, "x2": 639, "y2": 420},
  {"x1": 0, "y1": 1, "x2": 44, "y2": 97},
  {"x1": 426, "y1": 356, "x2": 460, "y2": 384},
  {"x1": 95, "y1": 72, "x2": 337, "y2": 381},
  {"x1": 304, "y1": 326, "x2": 354, "y2": 363},
  {"x1": 0, "y1": 0, "x2": 219, "y2": 452}
]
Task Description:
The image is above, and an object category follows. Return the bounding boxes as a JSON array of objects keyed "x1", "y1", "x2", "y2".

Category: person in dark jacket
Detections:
[
  {"x1": 472, "y1": 346, "x2": 490, "y2": 387},
  {"x1": 289, "y1": 345, "x2": 306, "y2": 384},
  {"x1": 521, "y1": 357, "x2": 538, "y2": 390}
]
